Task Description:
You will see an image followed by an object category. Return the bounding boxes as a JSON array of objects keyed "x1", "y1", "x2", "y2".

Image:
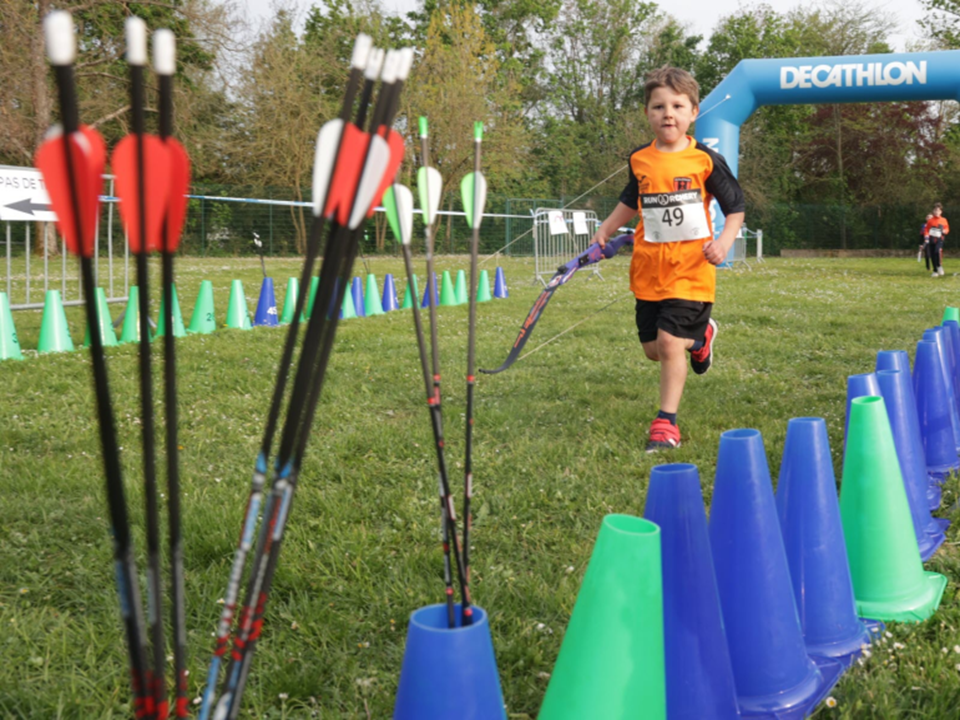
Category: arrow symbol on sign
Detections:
[{"x1": 5, "y1": 197, "x2": 51, "y2": 216}]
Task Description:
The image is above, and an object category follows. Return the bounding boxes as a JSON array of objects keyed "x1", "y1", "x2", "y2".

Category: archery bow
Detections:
[{"x1": 479, "y1": 232, "x2": 634, "y2": 375}]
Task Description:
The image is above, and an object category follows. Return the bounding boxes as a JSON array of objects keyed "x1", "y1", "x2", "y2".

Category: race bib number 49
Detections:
[
  {"x1": 641, "y1": 189, "x2": 709, "y2": 243},
  {"x1": 930, "y1": 226, "x2": 943, "y2": 238}
]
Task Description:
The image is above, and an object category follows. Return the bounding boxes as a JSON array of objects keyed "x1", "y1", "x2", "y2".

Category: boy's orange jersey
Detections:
[
  {"x1": 925, "y1": 216, "x2": 949, "y2": 240},
  {"x1": 619, "y1": 137, "x2": 744, "y2": 303}
]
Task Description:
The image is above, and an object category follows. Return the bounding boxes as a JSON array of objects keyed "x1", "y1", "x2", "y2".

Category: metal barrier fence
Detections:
[
  {"x1": 719, "y1": 226, "x2": 763, "y2": 270},
  {"x1": 3, "y1": 192, "x2": 132, "y2": 311},
  {"x1": 532, "y1": 208, "x2": 601, "y2": 286}
]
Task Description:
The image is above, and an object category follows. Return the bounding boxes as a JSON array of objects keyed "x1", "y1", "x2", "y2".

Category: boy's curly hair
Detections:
[{"x1": 644, "y1": 66, "x2": 700, "y2": 108}]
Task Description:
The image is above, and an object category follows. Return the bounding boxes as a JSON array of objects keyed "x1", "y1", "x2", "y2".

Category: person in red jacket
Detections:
[{"x1": 925, "y1": 203, "x2": 950, "y2": 277}]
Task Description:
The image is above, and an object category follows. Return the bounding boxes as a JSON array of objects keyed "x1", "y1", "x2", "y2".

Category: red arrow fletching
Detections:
[
  {"x1": 367, "y1": 128, "x2": 406, "y2": 219},
  {"x1": 323, "y1": 123, "x2": 369, "y2": 226},
  {"x1": 112, "y1": 133, "x2": 173, "y2": 254},
  {"x1": 35, "y1": 125, "x2": 106, "y2": 258},
  {"x1": 163, "y1": 138, "x2": 191, "y2": 253}
]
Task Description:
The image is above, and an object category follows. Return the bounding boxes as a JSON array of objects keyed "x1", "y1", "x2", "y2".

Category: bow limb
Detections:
[{"x1": 478, "y1": 232, "x2": 634, "y2": 375}]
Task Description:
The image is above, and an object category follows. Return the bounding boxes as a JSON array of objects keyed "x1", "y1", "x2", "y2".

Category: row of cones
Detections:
[
  {"x1": 0, "y1": 267, "x2": 510, "y2": 359},
  {"x1": 540, "y1": 404, "x2": 947, "y2": 719},
  {"x1": 393, "y1": 312, "x2": 960, "y2": 718}
]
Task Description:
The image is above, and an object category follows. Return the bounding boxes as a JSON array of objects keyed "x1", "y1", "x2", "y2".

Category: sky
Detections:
[{"x1": 242, "y1": 0, "x2": 931, "y2": 52}]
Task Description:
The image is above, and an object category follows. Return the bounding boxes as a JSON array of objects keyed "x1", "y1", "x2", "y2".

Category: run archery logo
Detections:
[{"x1": 674, "y1": 177, "x2": 692, "y2": 191}]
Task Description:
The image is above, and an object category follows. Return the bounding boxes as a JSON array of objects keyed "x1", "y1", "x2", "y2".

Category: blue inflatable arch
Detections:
[{"x1": 694, "y1": 50, "x2": 960, "y2": 235}]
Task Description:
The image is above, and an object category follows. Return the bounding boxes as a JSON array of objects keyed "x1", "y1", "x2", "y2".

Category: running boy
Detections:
[
  {"x1": 592, "y1": 66, "x2": 745, "y2": 451},
  {"x1": 920, "y1": 214, "x2": 932, "y2": 270},
  {"x1": 925, "y1": 203, "x2": 949, "y2": 277}
]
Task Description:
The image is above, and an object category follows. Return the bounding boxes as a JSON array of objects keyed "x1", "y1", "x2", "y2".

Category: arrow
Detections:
[
  {"x1": 199, "y1": 33, "x2": 374, "y2": 720},
  {"x1": 39, "y1": 10, "x2": 152, "y2": 719},
  {"x1": 4, "y1": 197, "x2": 51, "y2": 216},
  {"x1": 154, "y1": 26, "x2": 190, "y2": 720},
  {"x1": 460, "y1": 120, "x2": 486, "y2": 626}
]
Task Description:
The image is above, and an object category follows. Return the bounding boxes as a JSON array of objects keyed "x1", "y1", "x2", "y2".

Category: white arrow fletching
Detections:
[
  {"x1": 349, "y1": 134, "x2": 390, "y2": 229},
  {"x1": 470, "y1": 171, "x2": 488, "y2": 229},
  {"x1": 417, "y1": 166, "x2": 442, "y2": 226},
  {"x1": 312, "y1": 119, "x2": 344, "y2": 217},
  {"x1": 394, "y1": 184, "x2": 414, "y2": 245}
]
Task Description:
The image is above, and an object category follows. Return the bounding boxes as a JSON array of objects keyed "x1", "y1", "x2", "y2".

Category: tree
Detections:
[
  {"x1": 919, "y1": 0, "x2": 960, "y2": 48},
  {"x1": 0, "y1": 0, "x2": 237, "y2": 255},
  {"x1": 400, "y1": 1, "x2": 531, "y2": 246}
]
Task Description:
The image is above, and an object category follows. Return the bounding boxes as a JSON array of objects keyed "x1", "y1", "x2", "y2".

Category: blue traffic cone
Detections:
[
  {"x1": 876, "y1": 349, "x2": 910, "y2": 374},
  {"x1": 421, "y1": 272, "x2": 439, "y2": 308},
  {"x1": 940, "y1": 321, "x2": 960, "y2": 414},
  {"x1": 877, "y1": 350, "x2": 943, "y2": 511},
  {"x1": 845, "y1": 372, "x2": 881, "y2": 444},
  {"x1": 922, "y1": 327, "x2": 960, "y2": 453},
  {"x1": 494, "y1": 266, "x2": 508, "y2": 299},
  {"x1": 644, "y1": 463, "x2": 740, "y2": 720},
  {"x1": 382, "y1": 273, "x2": 399, "y2": 312},
  {"x1": 351, "y1": 276, "x2": 366, "y2": 318},
  {"x1": 913, "y1": 339, "x2": 960, "y2": 482},
  {"x1": 254, "y1": 277, "x2": 278, "y2": 327},
  {"x1": 710, "y1": 429, "x2": 843, "y2": 718},
  {"x1": 394, "y1": 604, "x2": 506, "y2": 720},
  {"x1": 776, "y1": 417, "x2": 881, "y2": 666},
  {"x1": 877, "y1": 368, "x2": 949, "y2": 559}
]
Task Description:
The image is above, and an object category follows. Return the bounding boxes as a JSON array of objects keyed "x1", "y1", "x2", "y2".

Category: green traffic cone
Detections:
[
  {"x1": 0, "y1": 292, "x2": 23, "y2": 360},
  {"x1": 38, "y1": 290, "x2": 75, "y2": 354},
  {"x1": 539, "y1": 515, "x2": 666, "y2": 719},
  {"x1": 477, "y1": 269, "x2": 492, "y2": 303},
  {"x1": 439, "y1": 270, "x2": 457, "y2": 307},
  {"x1": 188, "y1": 280, "x2": 217, "y2": 334},
  {"x1": 840, "y1": 396, "x2": 947, "y2": 622},
  {"x1": 943, "y1": 307, "x2": 960, "y2": 324},
  {"x1": 226, "y1": 280, "x2": 252, "y2": 330},
  {"x1": 402, "y1": 275, "x2": 419, "y2": 310},
  {"x1": 304, "y1": 276, "x2": 320, "y2": 320},
  {"x1": 119, "y1": 287, "x2": 144, "y2": 344},
  {"x1": 280, "y1": 277, "x2": 299, "y2": 324},
  {"x1": 341, "y1": 284, "x2": 358, "y2": 319},
  {"x1": 454, "y1": 269, "x2": 468, "y2": 305},
  {"x1": 364, "y1": 274, "x2": 384, "y2": 316},
  {"x1": 154, "y1": 284, "x2": 186, "y2": 338},
  {"x1": 83, "y1": 288, "x2": 118, "y2": 348}
]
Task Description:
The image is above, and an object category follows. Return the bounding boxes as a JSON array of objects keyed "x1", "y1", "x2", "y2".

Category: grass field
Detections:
[{"x1": 2, "y1": 254, "x2": 960, "y2": 718}]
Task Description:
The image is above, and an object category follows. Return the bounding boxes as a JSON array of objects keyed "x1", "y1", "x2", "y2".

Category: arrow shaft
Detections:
[
  {"x1": 462, "y1": 134, "x2": 483, "y2": 624},
  {"x1": 158, "y1": 69, "x2": 189, "y2": 719}
]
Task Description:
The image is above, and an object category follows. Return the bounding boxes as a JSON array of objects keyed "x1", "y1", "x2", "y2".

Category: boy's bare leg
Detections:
[{"x1": 644, "y1": 330, "x2": 694, "y2": 413}]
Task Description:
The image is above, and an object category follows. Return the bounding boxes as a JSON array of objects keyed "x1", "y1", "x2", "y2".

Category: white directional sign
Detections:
[{"x1": 0, "y1": 167, "x2": 57, "y2": 222}]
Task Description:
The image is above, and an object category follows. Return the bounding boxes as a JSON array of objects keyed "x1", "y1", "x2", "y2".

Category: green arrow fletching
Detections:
[
  {"x1": 417, "y1": 166, "x2": 442, "y2": 226},
  {"x1": 384, "y1": 184, "x2": 414, "y2": 244},
  {"x1": 461, "y1": 171, "x2": 487, "y2": 230}
]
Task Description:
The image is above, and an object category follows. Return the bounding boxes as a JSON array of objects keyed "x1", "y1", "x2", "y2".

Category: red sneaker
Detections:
[
  {"x1": 646, "y1": 418, "x2": 681, "y2": 452},
  {"x1": 691, "y1": 318, "x2": 718, "y2": 375}
]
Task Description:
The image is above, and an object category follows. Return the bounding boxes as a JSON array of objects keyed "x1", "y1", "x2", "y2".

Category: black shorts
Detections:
[{"x1": 635, "y1": 298, "x2": 713, "y2": 344}]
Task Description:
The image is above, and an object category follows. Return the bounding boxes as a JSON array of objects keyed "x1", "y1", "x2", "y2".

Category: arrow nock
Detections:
[
  {"x1": 125, "y1": 16, "x2": 148, "y2": 67},
  {"x1": 44, "y1": 11, "x2": 76, "y2": 66},
  {"x1": 153, "y1": 29, "x2": 176, "y2": 76}
]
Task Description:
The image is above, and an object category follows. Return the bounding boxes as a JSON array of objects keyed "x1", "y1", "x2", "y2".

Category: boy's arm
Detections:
[
  {"x1": 703, "y1": 212, "x2": 745, "y2": 266},
  {"x1": 944, "y1": 218, "x2": 950, "y2": 236},
  {"x1": 592, "y1": 202, "x2": 638, "y2": 249}
]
